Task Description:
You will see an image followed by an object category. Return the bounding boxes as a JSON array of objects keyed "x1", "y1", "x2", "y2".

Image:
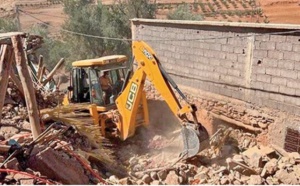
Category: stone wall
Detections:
[{"x1": 132, "y1": 19, "x2": 300, "y2": 150}]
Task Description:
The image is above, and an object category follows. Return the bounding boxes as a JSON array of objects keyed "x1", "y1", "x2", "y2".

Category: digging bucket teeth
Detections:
[{"x1": 180, "y1": 123, "x2": 209, "y2": 159}]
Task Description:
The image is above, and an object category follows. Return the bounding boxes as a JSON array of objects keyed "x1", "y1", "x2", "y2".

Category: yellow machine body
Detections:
[{"x1": 63, "y1": 41, "x2": 209, "y2": 158}]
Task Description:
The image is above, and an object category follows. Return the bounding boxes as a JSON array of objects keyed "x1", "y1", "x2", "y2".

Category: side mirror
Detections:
[{"x1": 67, "y1": 86, "x2": 73, "y2": 91}]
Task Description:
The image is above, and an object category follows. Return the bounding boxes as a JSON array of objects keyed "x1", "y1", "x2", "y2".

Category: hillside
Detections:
[{"x1": 0, "y1": 0, "x2": 300, "y2": 36}]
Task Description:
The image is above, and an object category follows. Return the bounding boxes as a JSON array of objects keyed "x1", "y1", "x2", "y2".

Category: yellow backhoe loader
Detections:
[{"x1": 63, "y1": 41, "x2": 209, "y2": 158}]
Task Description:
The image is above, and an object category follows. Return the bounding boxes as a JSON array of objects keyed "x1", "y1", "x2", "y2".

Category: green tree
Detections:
[
  {"x1": 29, "y1": 24, "x2": 70, "y2": 69},
  {"x1": 61, "y1": 0, "x2": 157, "y2": 66},
  {"x1": 167, "y1": 3, "x2": 203, "y2": 21},
  {"x1": 0, "y1": 18, "x2": 18, "y2": 33}
]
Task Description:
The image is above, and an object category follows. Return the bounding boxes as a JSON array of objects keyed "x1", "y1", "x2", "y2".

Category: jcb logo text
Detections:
[{"x1": 126, "y1": 82, "x2": 138, "y2": 111}]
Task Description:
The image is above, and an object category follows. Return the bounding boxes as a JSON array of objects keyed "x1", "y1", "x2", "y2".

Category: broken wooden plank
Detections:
[
  {"x1": 38, "y1": 66, "x2": 45, "y2": 83},
  {"x1": 9, "y1": 69, "x2": 24, "y2": 96},
  {"x1": 36, "y1": 55, "x2": 43, "y2": 82},
  {"x1": 11, "y1": 35, "x2": 41, "y2": 139},
  {"x1": 42, "y1": 58, "x2": 65, "y2": 86},
  {"x1": 0, "y1": 45, "x2": 13, "y2": 123}
]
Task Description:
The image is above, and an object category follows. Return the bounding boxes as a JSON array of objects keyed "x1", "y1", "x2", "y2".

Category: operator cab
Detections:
[{"x1": 65, "y1": 55, "x2": 128, "y2": 111}]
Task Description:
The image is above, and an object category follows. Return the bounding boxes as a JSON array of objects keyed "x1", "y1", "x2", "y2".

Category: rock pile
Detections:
[{"x1": 105, "y1": 129, "x2": 300, "y2": 185}]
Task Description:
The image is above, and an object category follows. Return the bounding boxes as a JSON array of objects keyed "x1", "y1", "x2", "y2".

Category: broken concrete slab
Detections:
[
  {"x1": 142, "y1": 174, "x2": 152, "y2": 184},
  {"x1": 243, "y1": 145, "x2": 275, "y2": 158},
  {"x1": 157, "y1": 170, "x2": 167, "y2": 181},
  {"x1": 165, "y1": 170, "x2": 179, "y2": 185},
  {"x1": 150, "y1": 171, "x2": 158, "y2": 180},
  {"x1": 151, "y1": 180, "x2": 162, "y2": 185},
  {"x1": 4, "y1": 157, "x2": 20, "y2": 170},
  {"x1": 261, "y1": 158, "x2": 278, "y2": 177},
  {"x1": 274, "y1": 169, "x2": 299, "y2": 184},
  {"x1": 248, "y1": 175, "x2": 263, "y2": 185},
  {"x1": 28, "y1": 147, "x2": 89, "y2": 184},
  {"x1": 13, "y1": 173, "x2": 35, "y2": 185}
]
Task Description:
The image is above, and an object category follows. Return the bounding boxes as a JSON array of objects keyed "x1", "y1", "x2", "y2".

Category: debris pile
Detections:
[
  {"x1": 1, "y1": 33, "x2": 300, "y2": 185},
  {"x1": 104, "y1": 129, "x2": 300, "y2": 185}
]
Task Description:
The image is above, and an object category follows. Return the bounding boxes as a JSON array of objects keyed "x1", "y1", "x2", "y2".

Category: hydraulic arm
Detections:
[{"x1": 115, "y1": 41, "x2": 209, "y2": 158}]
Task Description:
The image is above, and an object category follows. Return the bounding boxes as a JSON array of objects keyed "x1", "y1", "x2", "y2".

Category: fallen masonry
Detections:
[{"x1": 0, "y1": 32, "x2": 300, "y2": 185}]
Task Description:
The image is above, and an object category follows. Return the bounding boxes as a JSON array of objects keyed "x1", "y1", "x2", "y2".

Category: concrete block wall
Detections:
[{"x1": 132, "y1": 19, "x2": 300, "y2": 116}]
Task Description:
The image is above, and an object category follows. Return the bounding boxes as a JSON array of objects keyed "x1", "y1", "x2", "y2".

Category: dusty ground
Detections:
[{"x1": 258, "y1": 0, "x2": 300, "y2": 24}]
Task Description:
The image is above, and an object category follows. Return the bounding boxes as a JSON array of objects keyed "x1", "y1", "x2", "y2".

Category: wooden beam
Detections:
[
  {"x1": 36, "y1": 55, "x2": 43, "y2": 82},
  {"x1": 9, "y1": 69, "x2": 24, "y2": 96},
  {"x1": 0, "y1": 45, "x2": 13, "y2": 123},
  {"x1": 11, "y1": 35, "x2": 41, "y2": 139},
  {"x1": 42, "y1": 58, "x2": 65, "y2": 86},
  {"x1": 38, "y1": 66, "x2": 46, "y2": 83}
]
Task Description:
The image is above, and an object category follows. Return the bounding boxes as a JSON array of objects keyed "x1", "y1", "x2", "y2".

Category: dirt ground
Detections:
[{"x1": 257, "y1": 0, "x2": 300, "y2": 24}]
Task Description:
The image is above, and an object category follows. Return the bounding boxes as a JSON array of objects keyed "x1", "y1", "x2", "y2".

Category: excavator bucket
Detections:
[{"x1": 180, "y1": 123, "x2": 210, "y2": 158}]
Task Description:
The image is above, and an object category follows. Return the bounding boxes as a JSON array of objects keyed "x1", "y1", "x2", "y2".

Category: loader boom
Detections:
[{"x1": 115, "y1": 41, "x2": 199, "y2": 140}]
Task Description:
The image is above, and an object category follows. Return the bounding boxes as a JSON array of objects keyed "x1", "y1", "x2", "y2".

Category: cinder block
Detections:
[
  {"x1": 234, "y1": 47, "x2": 246, "y2": 54},
  {"x1": 193, "y1": 49, "x2": 204, "y2": 56},
  {"x1": 271, "y1": 77, "x2": 287, "y2": 86},
  {"x1": 222, "y1": 45, "x2": 234, "y2": 53},
  {"x1": 279, "y1": 86, "x2": 296, "y2": 95},
  {"x1": 227, "y1": 69, "x2": 241, "y2": 77},
  {"x1": 254, "y1": 50, "x2": 268, "y2": 58},
  {"x1": 220, "y1": 75, "x2": 235, "y2": 84},
  {"x1": 292, "y1": 44, "x2": 300, "y2": 52},
  {"x1": 251, "y1": 81, "x2": 264, "y2": 90},
  {"x1": 287, "y1": 80, "x2": 300, "y2": 88},
  {"x1": 269, "y1": 35, "x2": 286, "y2": 42},
  {"x1": 237, "y1": 54, "x2": 246, "y2": 63},
  {"x1": 283, "y1": 51, "x2": 300, "y2": 61},
  {"x1": 209, "y1": 58, "x2": 221, "y2": 66},
  {"x1": 226, "y1": 53, "x2": 238, "y2": 62},
  {"x1": 284, "y1": 96, "x2": 300, "y2": 106},
  {"x1": 269, "y1": 93, "x2": 284, "y2": 101},
  {"x1": 296, "y1": 89, "x2": 300, "y2": 96},
  {"x1": 257, "y1": 41, "x2": 276, "y2": 50},
  {"x1": 222, "y1": 88, "x2": 233, "y2": 98},
  {"x1": 276, "y1": 42, "x2": 293, "y2": 51},
  {"x1": 277, "y1": 60, "x2": 295, "y2": 70},
  {"x1": 252, "y1": 66, "x2": 266, "y2": 74},
  {"x1": 209, "y1": 84, "x2": 221, "y2": 94},
  {"x1": 176, "y1": 33, "x2": 185, "y2": 40},
  {"x1": 210, "y1": 72, "x2": 220, "y2": 80},
  {"x1": 266, "y1": 67, "x2": 281, "y2": 76},
  {"x1": 256, "y1": 74, "x2": 271, "y2": 83},
  {"x1": 280, "y1": 70, "x2": 298, "y2": 79},
  {"x1": 295, "y1": 62, "x2": 300, "y2": 71},
  {"x1": 286, "y1": 35, "x2": 300, "y2": 44},
  {"x1": 255, "y1": 35, "x2": 270, "y2": 42},
  {"x1": 263, "y1": 58, "x2": 278, "y2": 67},
  {"x1": 255, "y1": 90, "x2": 269, "y2": 98},
  {"x1": 268, "y1": 50, "x2": 283, "y2": 59},
  {"x1": 216, "y1": 38, "x2": 228, "y2": 44},
  {"x1": 262, "y1": 99, "x2": 280, "y2": 110},
  {"x1": 209, "y1": 43, "x2": 222, "y2": 51},
  {"x1": 215, "y1": 66, "x2": 227, "y2": 74},
  {"x1": 228, "y1": 37, "x2": 247, "y2": 46}
]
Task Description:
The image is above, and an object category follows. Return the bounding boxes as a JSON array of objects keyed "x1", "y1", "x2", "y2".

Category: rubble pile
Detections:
[
  {"x1": 1, "y1": 84, "x2": 111, "y2": 184},
  {"x1": 106, "y1": 129, "x2": 300, "y2": 185}
]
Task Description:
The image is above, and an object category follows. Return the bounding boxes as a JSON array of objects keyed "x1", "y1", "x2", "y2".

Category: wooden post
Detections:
[
  {"x1": 42, "y1": 58, "x2": 65, "y2": 86},
  {"x1": 9, "y1": 69, "x2": 25, "y2": 96},
  {"x1": 37, "y1": 55, "x2": 43, "y2": 82},
  {"x1": 0, "y1": 45, "x2": 13, "y2": 123},
  {"x1": 11, "y1": 35, "x2": 41, "y2": 139},
  {"x1": 38, "y1": 66, "x2": 46, "y2": 83}
]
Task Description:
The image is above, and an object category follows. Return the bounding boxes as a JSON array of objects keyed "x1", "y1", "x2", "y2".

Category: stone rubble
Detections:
[{"x1": 0, "y1": 80, "x2": 300, "y2": 185}]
